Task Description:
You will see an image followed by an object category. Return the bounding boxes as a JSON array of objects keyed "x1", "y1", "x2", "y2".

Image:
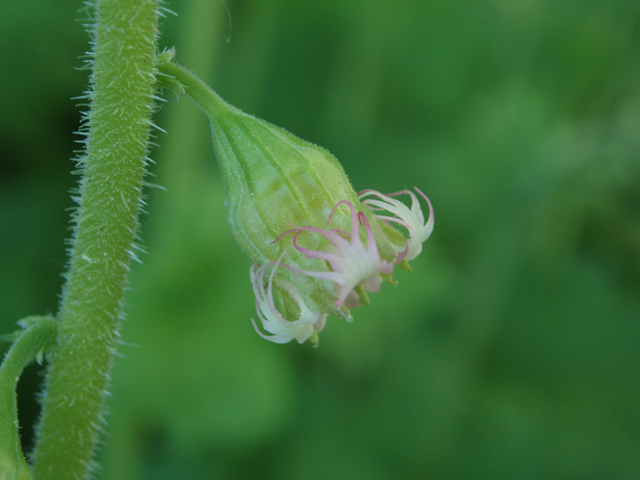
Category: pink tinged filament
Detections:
[{"x1": 359, "y1": 187, "x2": 434, "y2": 263}]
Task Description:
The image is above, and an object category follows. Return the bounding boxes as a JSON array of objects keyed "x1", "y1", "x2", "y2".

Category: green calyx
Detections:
[
  {"x1": 157, "y1": 58, "x2": 376, "y2": 318},
  {"x1": 156, "y1": 55, "x2": 422, "y2": 330}
]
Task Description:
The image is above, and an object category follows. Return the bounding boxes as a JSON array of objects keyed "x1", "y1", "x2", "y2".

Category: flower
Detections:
[
  {"x1": 249, "y1": 188, "x2": 433, "y2": 344},
  {"x1": 248, "y1": 188, "x2": 433, "y2": 345},
  {"x1": 200, "y1": 85, "x2": 368, "y2": 319},
  {"x1": 171, "y1": 65, "x2": 435, "y2": 344},
  {"x1": 359, "y1": 187, "x2": 434, "y2": 267},
  {"x1": 251, "y1": 251, "x2": 328, "y2": 345}
]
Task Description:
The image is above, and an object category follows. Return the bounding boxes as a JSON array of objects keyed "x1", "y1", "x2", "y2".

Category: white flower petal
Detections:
[
  {"x1": 287, "y1": 200, "x2": 393, "y2": 308},
  {"x1": 250, "y1": 253, "x2": 325, "y2": 344},
  {"x1": 359, "y1": 187, "x2": 433, "y2": 262}
]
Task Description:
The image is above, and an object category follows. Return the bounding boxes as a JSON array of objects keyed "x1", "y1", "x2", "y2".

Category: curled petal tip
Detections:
[
  {"x1": 274, "y1": 199, "x2": 394, "y2": 310},
  {"x1": 359, "y1": 186, "x2": 433, "y2": 263},
  {"x1": 250, "y1": 253, "x2": 325, "y2": 344}
]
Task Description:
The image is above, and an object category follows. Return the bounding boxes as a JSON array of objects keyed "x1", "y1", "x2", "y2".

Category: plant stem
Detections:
[
  {"x1": 0, "y1": 317, "x2": 57, "y2": 480},
  {"x1": 30, "y1": 0, "x2": 159, "y2": 478},
  {"x1": 158, "y1": 58, "x2": 231, "y2": 120}
]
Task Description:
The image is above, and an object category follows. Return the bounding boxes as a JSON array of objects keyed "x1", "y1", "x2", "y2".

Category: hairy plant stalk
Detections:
[
  {"x1": 30, "y1": 0, "x2": 160, "y2": 478},
  {"x1": 0, "y1": 317, "x2": 57, "y2": 480}
]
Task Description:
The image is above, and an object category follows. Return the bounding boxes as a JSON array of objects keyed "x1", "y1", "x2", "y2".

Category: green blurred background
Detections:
[{"x1": 2, "y1": 0, "x2": 640, "y2": 478}]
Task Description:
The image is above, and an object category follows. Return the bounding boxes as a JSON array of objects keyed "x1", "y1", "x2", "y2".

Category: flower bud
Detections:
[
  {"x1": 165, "y1": 60, "x2": 434, "y2": 344},
  {"x1": 204, "y1": 93, "x2": 401, "y2": 321}
]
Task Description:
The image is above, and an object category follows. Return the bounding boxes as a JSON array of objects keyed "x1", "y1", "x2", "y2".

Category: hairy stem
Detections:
[
  {"x1": 31, "y1": 0, "x2": 160, "y2": 478},
  {"x1": 157, "y1": 57, "x2": 230, "y2": 120},
  {"x1": 0, "y1": 317, "x2": 57, "y2": 480}
]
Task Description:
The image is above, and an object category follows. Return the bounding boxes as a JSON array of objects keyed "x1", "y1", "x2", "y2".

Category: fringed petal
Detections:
[
  {"x1": 279, "y1": 201, "x2": 394, "y2": 308},
  {"x1": 359, "y1": 187, "x2": 434, "y2": 262},
  {"x1": 250, "y1": 252, "x2": 326, "y2": 344}
]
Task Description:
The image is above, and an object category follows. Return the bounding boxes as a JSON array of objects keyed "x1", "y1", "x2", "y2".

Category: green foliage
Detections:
[{"x1": 1, "y1": 0, "x2": 639, "y2": 479}]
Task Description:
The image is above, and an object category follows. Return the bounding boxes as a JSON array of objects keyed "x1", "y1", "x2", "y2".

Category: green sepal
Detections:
[
  {"x1": 0, "y1": 316, "x2": 57, "y2": 480},
  {"x1": 398, "y1": 260, "x2": 413, "y2": 272},
  {"x1": 308, "y1": 329, "x2": 320, "y2": 348},
  {"x1": 353, "y1": 285, "x2": 371, "y2": 308},
  {"x1": 274, "y1": 285, "x2": 301, "y2": 322},
  {"x1": 381, "y1": 273, "x2": 398, "y2": 287}
]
